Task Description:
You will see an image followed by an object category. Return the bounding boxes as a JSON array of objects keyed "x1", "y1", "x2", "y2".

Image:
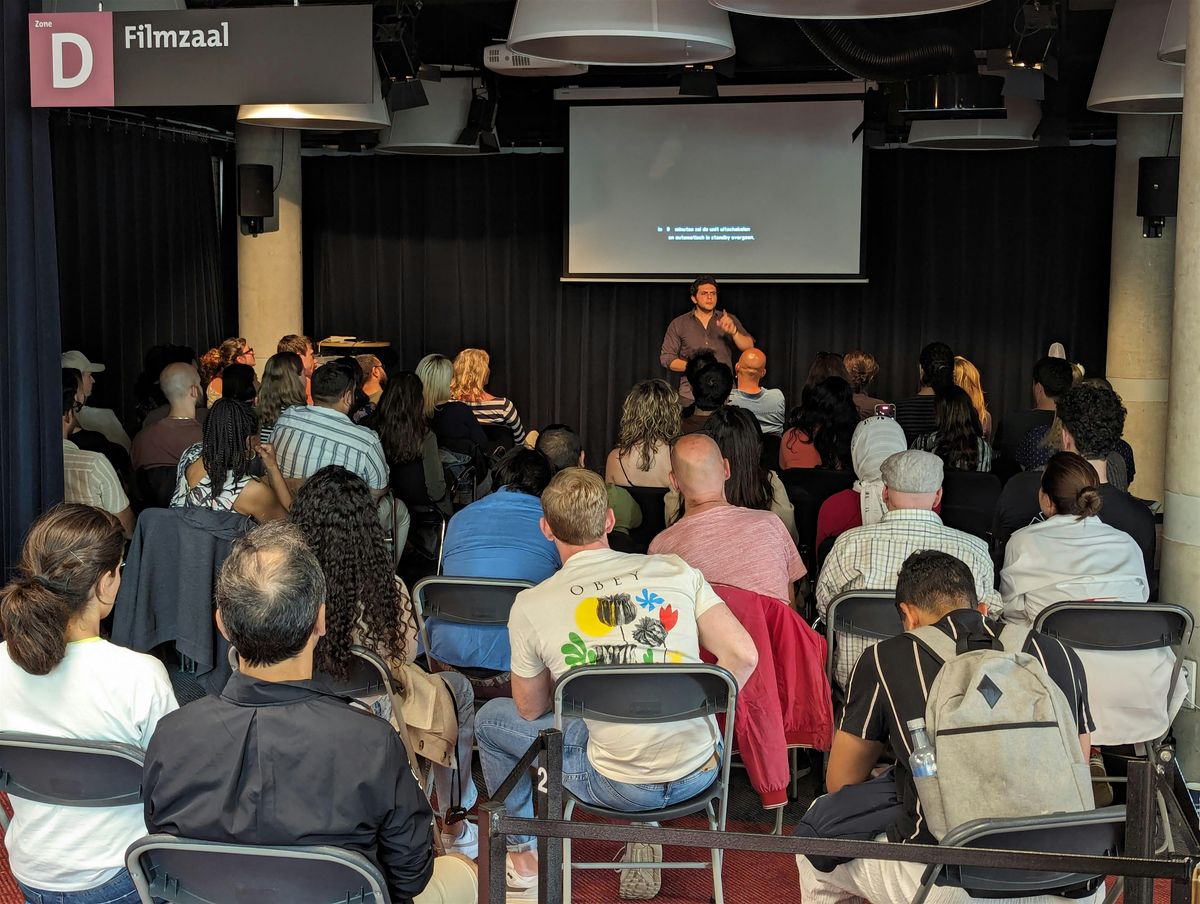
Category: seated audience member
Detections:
[
  {"x1": 359, "y1": 354, "x2": 387, "y2": 404},
  {"x1": 728, "y1": 348, "x2": 786, "y2": 436},
  {"x1": 290, "y1": 467, "x2": 478, "y2": 857},
  {"x1": 371, "y1": 371, "x2": 450, "y2": 516},
  {"x1": 650, "y1": 434, "x2": 805, "y2": 604},
  {"x1": 451, "y1": 348, "x2": 526, "y2": 445},
  {"x1": 62, "y1": 350, "x2": 132, "y2": 450},
  {"x1": 204, "y1": 337, "x2": 255, "y2": 407},
  {"x1": 912, "y1": 384, "x2": 994, "y2": 472},
  {"x1": 815, "y1": 415, "x2": 909, "y2": 553},
  {"x1": 816, "y1": 450, "x2": 1002, "y2": 688},
  {"x1": 780, "y1": 377, "x2": 858, "y2": 470},
  {"x1": 994, "y1": 355, "x2": 1074, "y2": 461},
  {"x1": 272, "y1": 361, "x2": 390, "y2": 497},
  {"x1": 327, "y1": 355, "x2": 375, "y2": 424},
  {"x1": 994, "y1": 382, "x2": 1156, "y2": 578},
  {"x1": 540, "y1": 423, "x2": 642, "y2": 538},
  {"x1": 605, "y1": 378, "x2": 681, "y2": 488},
  {"x1": 954, "y1": 355, "x2": 993, "y2": 439},
  {"x1": 1001, "y1": 452, "x2": 1148, "y2": 627},
  {"x1": 796, "y1": 550, "x2": 1093, "y2": 904},
  {"x1": 680, "y1": 353, "x2": 734, "y2": 436},
  {"x1": 435, "y1": 449, "x2": 560, "y2": 683},
  {"x1": 1018, "y1": 378, "x2": 1137, "y2": 484},
  {"x1": 896, "y1": 341, "x2": 954, "y2": 445},
  {"x1": 220, "y1": 362, "x2": 258, "y2": 404},
  {"x1": 417, "y1": 353, "x2": 492, "y2": 463},
  {"x1": 844, "y1": 349, "x2": 888, "y2": 421},
  {"x1": 476, "y1": 468, "x2": 758, "y2": 897},
  {"x1": 255, "y1": 352, "x2": 306, "y2": 443},
  {"x1": 63, "y1": 368, "x2": 132, "y2": 479},
  {"x1": 131, "y1": 362, "x2": 204, "y2": 471},
  {"x1": 142, "y1": 522, "x2": 448, "y2": 904},
  {"x1": 277, "y1": 334, "x2": 316, "y2": 404},
  {"x1": 172, "y1": 399, "x2": 291, "y2": 522},
  {"x1": 61, "y1": 382, "x2": 134, "y2": 537},
  {"x1": 137, "y1": 345, "x2": 207, "y2": 428},
  {"x1": 802, "y1": 351, "x2": 851, "y2": 401},
  {"x1": 0, "y1": 504, "x2": 177, "y2": 904}
]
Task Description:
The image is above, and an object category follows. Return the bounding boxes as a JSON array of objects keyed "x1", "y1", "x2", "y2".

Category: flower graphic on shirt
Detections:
[
  {"x1": 658, "y1": 604, "x2": 679, "y2": 632},
  {"x1": 561, "y1": 632, "x2": 597, "y2": 668},
  {"x1": 632, "y1": 616, "x2": 668, "y2": 647},
  {"x1": 596, "y1": 593, "x2": 637, "y2": 643},
  {"x1": 636, "y1": 589, "x2": 664, "y2": 611}
]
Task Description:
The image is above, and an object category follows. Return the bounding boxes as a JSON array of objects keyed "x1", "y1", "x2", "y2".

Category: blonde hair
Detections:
[
  {"x1": 844, "y1": 350, "x2": 880, "y2": 394},
  {"x1": 451, "y1": 348, "x2": 490, "y2": 403},
  {"x1": 541, "y1": 468, "x2": 609, "y2": 545},
  {"x1": 616, "y1": 379, "x2": 681, "y2": 472},
  {"x1": 256, "y1": 353, "x2": 306, "y2": 431},
  {"x1": 953, "y1": 356, "x2": 989, "y2": 429},
  {"x1": 416, "y1": 354, "x2": 453, "y2": 419}
]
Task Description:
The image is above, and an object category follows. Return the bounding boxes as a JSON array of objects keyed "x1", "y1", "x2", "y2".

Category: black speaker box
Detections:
[
  {"x1": 1137, "y1": 157, "x2": 1179, "y2": 218},
  {"x1": 238, "y1": 164, "x2": 274, "y2": 218}
]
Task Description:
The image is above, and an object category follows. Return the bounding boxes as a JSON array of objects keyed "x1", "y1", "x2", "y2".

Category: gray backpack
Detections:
[{"x1": 904, "y1": 624, "x2": 1094, "y2": 840}]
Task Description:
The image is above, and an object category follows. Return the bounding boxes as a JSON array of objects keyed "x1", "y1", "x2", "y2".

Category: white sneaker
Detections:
[
  {"x1": 505, "y1": 853, "x2": 538, "y2": 902},
  {"x1": 440, "y1": 819, "x2": 479, "y2": 859}
]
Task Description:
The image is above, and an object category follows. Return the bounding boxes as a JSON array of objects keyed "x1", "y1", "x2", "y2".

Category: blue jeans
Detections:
[
  {"x1": 431, "y1": 670, "x2": 479, "y2": 819},
  {"x1": 18, "y1": 868, "x2": 140, "y2": 904},
  {"x1": 476, "y1": 697, "x2": 720, "y2": 850}
]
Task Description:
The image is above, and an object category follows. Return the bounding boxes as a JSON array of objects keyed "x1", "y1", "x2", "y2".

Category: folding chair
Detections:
[
  {"x1": 910, "y1": 806, "x2": 1127, "y2": 904},
  {"x1": 411, "y1": 575, "x2": 533, "y2": 668},
  {"x1": 823, "y1": 590, "x2": 903, "y2": 688},
  {"x1": 126, "y1": 834, "x2": 391, "y2": 904},
  {"x1": 0, "y1": 732, "x2": 146, "y2": 833},
  {"x1": 939, "y1": 470, "x2": 1003, "y2": 544},
  {"x1": 554, "y1": 664, "x2": 738, "y2": 904}
]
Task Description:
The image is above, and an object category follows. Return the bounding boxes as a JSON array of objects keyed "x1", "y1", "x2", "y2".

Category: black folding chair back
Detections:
[
  {"x1": 939, "y1": 470, "x2": 1003, "y2": 542},
  {"x1": 0, "y1": 732, "x2": 144, "y2": 810},
  {"x1": 126, "y1": 834, "x2": 391, "y2": 904},
  {"x1": 824, "y1": 590, "x2": 902, "y2": 685},
  {"x1": 482, "y1": 424, "x2": 515, "y2": 457},
  {"x1": 411, "y1": 576, "x2": 534, "y2": 662},
  {"x1": 135, "y1": 466, "x2": 177, "y2": 509},
  {"x1": 314, "y1": 646, "x2": 393, "y2": 700},
  {"x1": 778, "y1": 468, "x2": 856, "y2": 567},
  {"x1": 1034, "y1": 601, "x2": 1194, "y2": 652},
  {"x1": 624, "y1": 485, "x2": 669, "y2": 548},
  {"x1": 911, "y1": 806, "x2": 1126, "y2": 904}
]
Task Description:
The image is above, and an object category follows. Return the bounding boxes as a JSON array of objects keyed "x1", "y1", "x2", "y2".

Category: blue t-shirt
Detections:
[{"x1": 433, "y1": 488, "x2": 560, "y2": 671}]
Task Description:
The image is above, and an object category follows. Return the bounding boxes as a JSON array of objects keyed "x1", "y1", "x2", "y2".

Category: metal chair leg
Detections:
[
  {"x1": 0, "y1": 800, "x2": 9, "y2": 833},
  {"x1": 772, "y1": 806, "x2": 785, "y2": 836},
  {"x1": 563, "y1": 798, "x2": 575, "y2": 904},
  {"x1": 909, "y1": 863, "x2": 942, "y2": 904},
  {"x1": 708, "y1": 801, "x2": 724, "y2": 904}
]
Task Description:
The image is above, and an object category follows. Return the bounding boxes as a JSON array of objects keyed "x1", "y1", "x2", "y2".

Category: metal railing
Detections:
[{"x1": 477, "y1": 729, "x2": 1200, "y2": 904}]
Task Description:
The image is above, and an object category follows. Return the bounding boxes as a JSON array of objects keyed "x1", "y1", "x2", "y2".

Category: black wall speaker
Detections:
[
  {"x1": 1137, "y1": 156, "x2": 1179, "y2": 218},
  {"x1": 238, "y1": 164, "x2": 274, "y2": 218}
]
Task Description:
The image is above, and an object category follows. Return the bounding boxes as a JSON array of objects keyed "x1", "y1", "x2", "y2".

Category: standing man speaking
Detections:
[{"x1": 660, "y1": 275, "x2": 755, "y2": 403}]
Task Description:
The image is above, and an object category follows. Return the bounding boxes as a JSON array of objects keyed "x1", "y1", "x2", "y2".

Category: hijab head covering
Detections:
[{"x1": 851, "y1": 416, "x2": 908, "y2": 526}]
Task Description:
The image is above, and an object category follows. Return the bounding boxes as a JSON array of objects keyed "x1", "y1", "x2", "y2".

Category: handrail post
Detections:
[
  {"x1": 1127, "y1": 751, "x2": 1165, "y2": 904},
  {"x1": 537, "y1": 728, "x2": 564, "y2": 904},
  {"x1": 478, "y1": 801, "x2": 506, "y2": 904}
]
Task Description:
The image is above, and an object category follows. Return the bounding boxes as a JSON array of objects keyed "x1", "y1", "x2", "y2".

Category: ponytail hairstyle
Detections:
[
  {"x1": 1041, "y1": 451, "x2": 1103, "y2": 519},
  {"x1": 919, "y1": 341, "x2": 955, "y2": 392},
  {"x1": 0, "y1": 504, "x2": 124, "y2": 675}
]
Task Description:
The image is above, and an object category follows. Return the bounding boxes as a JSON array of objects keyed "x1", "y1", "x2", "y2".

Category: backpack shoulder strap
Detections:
[
  {"x1": 996, "y1": 624, "x2": 1032, "y2": 656},
  {"x1": 907, "y1": 625, "x2": 958, "y2": 664}
]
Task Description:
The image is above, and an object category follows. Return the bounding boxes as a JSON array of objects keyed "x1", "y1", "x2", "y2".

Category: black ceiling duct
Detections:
[{"x1": 796, "y1": 19, "x2": 977, "y2": 83}]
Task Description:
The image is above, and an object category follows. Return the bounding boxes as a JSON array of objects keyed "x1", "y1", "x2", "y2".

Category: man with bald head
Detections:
[
  {"x1": 649, "y1": 434, "x2": 805, "y2": 604},
  {"x1": 728, "y1": 348, "x2": 786, "y2": 436},
  {"x1": 131, "y1": 361, "x2": 204, "y2": 471}
]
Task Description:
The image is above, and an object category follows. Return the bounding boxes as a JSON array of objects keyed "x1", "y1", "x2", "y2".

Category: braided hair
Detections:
[{"x1": 202, "y1": 399, "x2": 259, "y2": 498}]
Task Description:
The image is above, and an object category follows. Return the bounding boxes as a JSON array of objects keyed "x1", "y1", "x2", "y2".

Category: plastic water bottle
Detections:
[{"x1": 908, "y1": 718, "x2": 938, "y2": 779}]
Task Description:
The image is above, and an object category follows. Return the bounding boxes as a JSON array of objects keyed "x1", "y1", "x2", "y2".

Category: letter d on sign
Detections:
[{"x1": 52, "y1": 32, "x2": 92, "y2": 88}]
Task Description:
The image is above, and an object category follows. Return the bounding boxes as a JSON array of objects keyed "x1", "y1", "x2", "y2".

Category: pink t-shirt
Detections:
[{"x1": 648, "y1": 504, "x2": 806, "y2": 603}]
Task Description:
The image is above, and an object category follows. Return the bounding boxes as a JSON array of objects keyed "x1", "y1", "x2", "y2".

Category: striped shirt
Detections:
[
  {"x1": 270, "y1": 405, "x2": 388, "y2": 490},
  {"x1": 815, "y1": 508, "x2": 1002, "y2": 688},
  {"x1": 840, "y1": 608, "x2": 1093, "y2": 844},
  {"x1": 461, "y1": 397, "x2": 526, "y2": 444},
  {"x1": 62, "y1": 439, "x2": 129, "y2": 515}
]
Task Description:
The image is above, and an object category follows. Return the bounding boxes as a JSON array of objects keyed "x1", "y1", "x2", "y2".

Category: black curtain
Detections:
[
  {"x1": 51, "y1": 115, "x2": 235, "y2": 429},
  {"x1": 303, "y1": 147, "x2": 1114, "y2": 469},
  {"x1": 1, "y1": 0, "x2": 63, "y2": 573}
]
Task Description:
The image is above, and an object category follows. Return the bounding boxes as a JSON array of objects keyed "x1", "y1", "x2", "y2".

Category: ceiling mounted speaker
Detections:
[
  {"x1": 906, "y1": 95, "x2": 1041, "y2": 149},
  {"x1": 377, "y1": 78, "x2": 482, "y2": 155},
  {"x1": 1159, "y1": 0, "x2": 1186, "y2": 63},
  {"x1": 1088, "y1": 0, "x2": 1183, "y2": 113},
  {"x1": 709, "y1": 0, "x2": 989, "y2": 17},
  {"x1": 507, "y1": 0, "x2": 735, "y2": 66},
  {"x1": 238, "y1": 65, "x2": 389, "y2": 131}
]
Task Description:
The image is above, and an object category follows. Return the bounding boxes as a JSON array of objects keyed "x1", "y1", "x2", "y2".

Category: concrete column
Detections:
[
  {"x1": 1106, "y1": 115, "x2": 1176, "y2": 503},
  {"x1": 1160, "y1": 0, "x2": 1200, "y2": 773},
  {"x1": 236, "y1": 124, "x2": 303, "y2": 372}
]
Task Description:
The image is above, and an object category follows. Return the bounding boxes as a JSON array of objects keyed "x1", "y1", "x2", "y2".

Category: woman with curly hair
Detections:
[
  {"x1": 204, "y1": 337, "x2": 255, "y2": 407},
  {"x1": 289, "y1": 466, "x2": 479, "y2": 857},
  {"x1": 844, "y1": 349, "x2": 889, "y2": 420},
  {"x1": 605, "y1": 379, "x2": 681, "y2": 488},
  {"x1": 451, "y1": 348, "x2": 526, "y2": 444},
  {"x1": 780, "y1": 376, "x2": 859, "y2": 470},
  {"x1": 256, "y1": 352, "x2": 306, "y2": 443},
  {"x1": 368, "y1": 371, "x2": 449, "y2": 514}
]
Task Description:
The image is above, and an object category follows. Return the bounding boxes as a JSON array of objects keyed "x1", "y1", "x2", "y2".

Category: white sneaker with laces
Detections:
[
  {"x1": 505, "y1": 853, "x2": 538, "y2": 902},
  {"x1": 440, "y1": 819, "x2": 479, "y2": 859}
]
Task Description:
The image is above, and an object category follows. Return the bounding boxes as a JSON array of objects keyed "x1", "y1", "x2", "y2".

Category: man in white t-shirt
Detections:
[{"x1": 475, "y1": 467, "x2": 758, "y2": 900}]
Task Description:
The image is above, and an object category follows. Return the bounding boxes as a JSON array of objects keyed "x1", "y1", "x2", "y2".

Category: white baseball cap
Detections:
[{"x1": 61, "y1": 350, "x2": 105, "y2": 373}]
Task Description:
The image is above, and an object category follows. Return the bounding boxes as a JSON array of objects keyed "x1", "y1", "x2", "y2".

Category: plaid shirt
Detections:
[{"x1": 815, "y1": 508, "x2": 1003, "y2": 689}]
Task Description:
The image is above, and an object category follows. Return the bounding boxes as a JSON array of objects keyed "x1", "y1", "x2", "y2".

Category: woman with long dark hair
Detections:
[
  {"x1": 290, "y1": 466, "x2": 478, "y2": 857},
  {"x1": 780, "y1": 377, "x2": 859, "y2": 470},
  {"x1": 913, "y1": 385, "x2": 993, "y2": 472},
  {"x1": 369, "y1": 370, "x2": 450, "y2": 514},
  {"x1": 0, "y1": 504, "x2": 177, "y2": 904},
  {"x1": 897, "y1": 340, "x2": 955, "y2": 443},
  {"x1": 256, "y1": 352, "x2": 305, "y2": 443},
  {"x1": 172, "y1": 398, "x2": 291, "y2": 521}
]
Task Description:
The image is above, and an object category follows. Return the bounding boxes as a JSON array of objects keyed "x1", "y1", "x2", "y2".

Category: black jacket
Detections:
[{"x1": 143, "y1": 672, "x2": 435, "y2": 903}]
